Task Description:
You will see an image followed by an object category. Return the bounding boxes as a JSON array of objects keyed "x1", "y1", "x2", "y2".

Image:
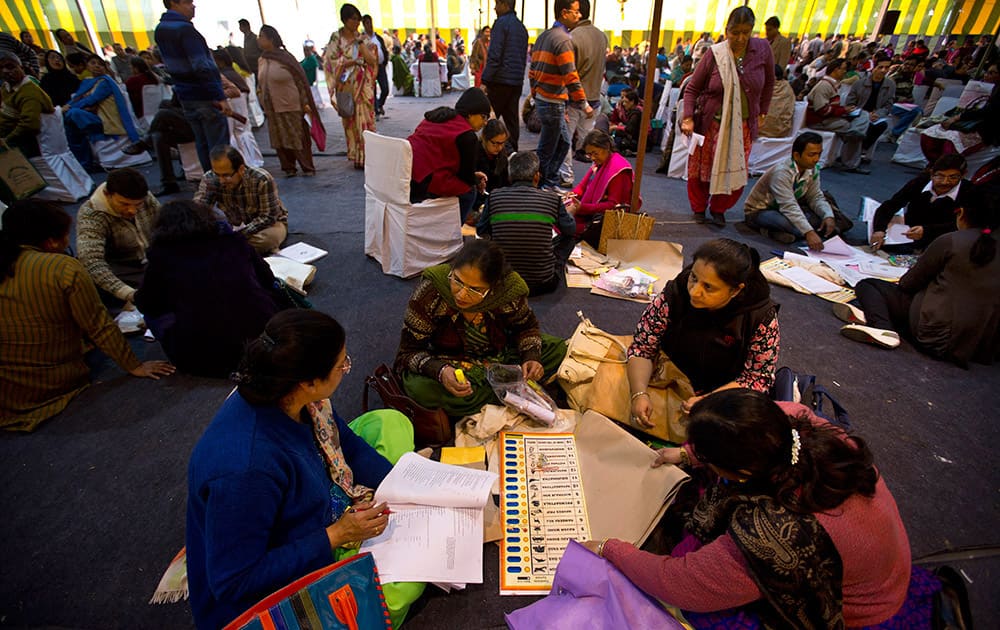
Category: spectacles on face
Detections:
[
  {"x1": 339, "y1": 355, "x2": 352, "y2": 374},
  {"x1": 215, "y1": 167, "x2": 242, "y2": 181},
  {"x1": 449, "y1": 271, "x2": 490, "y2": 299},
  {"x1": 931, "y1": 172, "x2": 962, "y2": 183}
]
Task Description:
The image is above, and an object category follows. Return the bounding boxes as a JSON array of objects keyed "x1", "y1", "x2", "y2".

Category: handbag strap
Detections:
[{"x1": 570, "y1": 329, "x2": 629, "y2": 363}]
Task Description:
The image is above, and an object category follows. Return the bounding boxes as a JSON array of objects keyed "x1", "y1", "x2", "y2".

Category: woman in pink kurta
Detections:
[
  {"x1": 581, "y1": 390, "x2": 933, "y2": 628},
  {"x1": 323, "y1": 3, "x2": 377, "y2": 169}
]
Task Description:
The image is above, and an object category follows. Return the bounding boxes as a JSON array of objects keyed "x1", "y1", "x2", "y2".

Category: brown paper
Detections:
[
  {"x1": 590, "y1": 240, "x2": 684, "y2": 303},
  {"x1": 574, "y1": 411, "x2": 689, "y2": 545}
]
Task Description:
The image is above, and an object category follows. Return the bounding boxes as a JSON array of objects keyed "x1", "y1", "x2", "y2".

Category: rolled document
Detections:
[{"x1": 503, "y1": 392, "x2": 556, "y2": 425}]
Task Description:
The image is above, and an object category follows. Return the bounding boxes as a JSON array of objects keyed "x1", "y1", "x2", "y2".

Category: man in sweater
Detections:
[
  {"x1": 529, "y1": 0, "x2": 594, "y2": 189},
  {"x1": 744, "y1": 132, "x2": 838, "y2": 250},
  {"x1": 154, "y1": 0, "x2": 232, "y2": 171},
  {"x1": 0, "y1": 32, "x2": 40, "y2": 76},
  {"x1": 481, "y1": 0, "x2": 528, "y2": 149},
  {"x1": 806, "y1": 58, "x2": 869, "y2": 174},
  {"x1": 0, "y1": 52, "x2": 53, "y2": 161},
  {"x1": 558, "y1": 0, "x2": 607, "y2": 186},
  {"x1": 76, "y1": 168, "x2": 160, "y2": 305},
  {"x1": 477, "y1": 151, "x2": 576, "y2": 295},
  {"x1": 845, "y1": 53, "x2": 895, "y2": 162},
  {"x1": 764, "y1": 16, "x2": 791, "y2": 70},
  {"x1": 195, "y1": 145, "x2": 289, "y2": 255}
]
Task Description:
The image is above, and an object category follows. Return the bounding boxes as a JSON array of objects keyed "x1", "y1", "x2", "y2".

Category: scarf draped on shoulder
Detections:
[
  {"x1": 422, "y1": 263, "x2": 528, "y2": 314},
  {"x1": 708, "y1": 41, "x2": 748, "y2": 195}
]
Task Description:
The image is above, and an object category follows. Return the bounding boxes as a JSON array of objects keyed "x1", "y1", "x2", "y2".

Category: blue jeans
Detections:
[
  {"x1": 746, "y1": 209, "x2": 806, "y2": 239},
  {"x1": 535, "y1": 101, "x2": 570, "y2": 188},
  {"x1": 891, "y1": 105, "x2": 923, "y2": 137},
  {"x1": 180, "y1": 100, "x2": 231, "y2": 170},
  {"x1": 458, "y1": 188, "x2": 477, "y2": 223}
]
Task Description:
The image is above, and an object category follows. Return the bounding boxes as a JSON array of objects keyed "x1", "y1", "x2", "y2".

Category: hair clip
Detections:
[{"x1": 790, "y1": 428, "x2": 801, "y2": 465}]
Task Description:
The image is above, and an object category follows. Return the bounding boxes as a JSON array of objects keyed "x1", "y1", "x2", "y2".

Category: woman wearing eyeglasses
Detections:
[
  {"x1": 870, "y1": 154, "x2": 980, "y2": 253},
  {"x1": 187, "y1": 310, "x2": 425, "y2": 629},
  {"x1": 395, "y1": 240, "x2": 567, "y2": 418},
  {"x1": 474, "y1": 118, "x2": 511, "y2": 196},
  {"x1": 564, "y1": 129, "x2": 639, "y2": 248}
]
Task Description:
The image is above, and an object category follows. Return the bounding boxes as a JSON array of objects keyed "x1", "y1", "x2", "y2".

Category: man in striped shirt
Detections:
[
  {"x1": 476, "y1": 151, "x2": 576, "y2": 295},
  {"x1": 528, "y1": 0, "x2": 593, "y2": 189}
]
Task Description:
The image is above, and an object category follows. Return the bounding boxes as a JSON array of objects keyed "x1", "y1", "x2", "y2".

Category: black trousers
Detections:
[
  {"x1": 854, "y1": 278, "x2": 913, "y2": 332},
  {"x1": 149, "y1": 107, "x2": 195, "y2": 185},
  {"x1": 863, "y1": 120, "x2": 888, "y2": 150},
  {"x1": 484, "y1": 81, "x2": 522, "y2": 150},
  {"x1": 376, "y1": 65, "x2": 389, "y2": 112}
]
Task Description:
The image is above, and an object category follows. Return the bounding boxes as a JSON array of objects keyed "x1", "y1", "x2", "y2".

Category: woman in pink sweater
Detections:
[{"x1": 583, "y1": 389, "x2": 928, "y2": 628}]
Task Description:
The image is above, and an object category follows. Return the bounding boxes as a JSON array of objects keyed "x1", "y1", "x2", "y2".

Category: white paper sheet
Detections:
[
  {"x1": 277, "y1": 242, "x2": 328, "y2": 263},
  {"x1": 885, "y1": 223, "x2": 914, "y2": 245},
  {"x1": 858, "y1": 260, "x2": 908, "y2": 279},
  {"x1": 862, "y1": 197, "x2": 881, "y2": 241},
  {"x1": 805, "y1": 235, "x2": 868, "y2": 265},
  {"x1": 374, "y1": 452, "x2": 496, "y2": 509},
  {"x1": 361, "y1": 505, "x2": 485, "y2": 584},
  {"x1": 681, "y1": 132, "x2": 705, "y2": 155},
  {"x1": 775, "y1": 266, "x2": 844, "y2": 294}
]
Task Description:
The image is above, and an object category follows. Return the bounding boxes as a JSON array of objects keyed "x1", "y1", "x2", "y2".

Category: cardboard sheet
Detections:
[
  {"x1": 590, "y1": 240, "x2": 684, "y2": 303},
  {"x1": 574, "y1": 411, "x2": 689, "y2": 545}
]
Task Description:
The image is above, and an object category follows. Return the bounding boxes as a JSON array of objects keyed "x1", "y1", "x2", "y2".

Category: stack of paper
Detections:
[
  {"x1": 361, "y1": 453, "x2": 497, "y2": 589},
  {"x1": 276, "y1": 242, "x2": 328, "y2": 263}
]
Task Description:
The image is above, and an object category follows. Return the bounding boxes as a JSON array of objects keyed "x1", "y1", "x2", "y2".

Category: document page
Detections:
[
  {"x1": 374, "y1": 452, "x2": 497, "y2": 509},
  {"x1": 361, "y1": 504, "x2": 485, "y2": 584}
]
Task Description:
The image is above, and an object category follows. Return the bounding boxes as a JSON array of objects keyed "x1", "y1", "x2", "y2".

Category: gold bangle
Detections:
[
  {"x1": 630, "y1": 391, "x2": 649, "y2": 402},
  {"x1": 597, "y1": 538, "x2": 609, "y2": 557},
  {"x1": 678, "y1": 448, "x2": 690, "y2": 467}
]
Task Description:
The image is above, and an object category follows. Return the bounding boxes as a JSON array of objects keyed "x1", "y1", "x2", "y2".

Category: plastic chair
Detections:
[
  {"x1": 29, "y1": 106, "x2": 94, "y2": 202},
  {"x1": 362, "y1": 130, "x2": 462, "y2": 278}
]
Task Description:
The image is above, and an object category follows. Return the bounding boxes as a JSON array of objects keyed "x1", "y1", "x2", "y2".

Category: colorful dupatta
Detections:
[{"x1": 579, "y1": 152, "x2": 634, "y2": 207}]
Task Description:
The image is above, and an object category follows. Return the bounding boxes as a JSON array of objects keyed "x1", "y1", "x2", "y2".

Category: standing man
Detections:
[
  {"x1": 764, "y1": 17, "x2": 791, "y2": 70},
  {"x1": 238, "y1": 19, "x2": 260, "y2": 76},
  {"x1": 363, "y1": 14, "x2": 390, "y2": 118},
  {"x1": 481, "y1": 0, "x2": 528, "y2": 150},
  {"x1": 155, "y1": 0, "x2": 232, "y2": 171},
  {"x1": 558, "y1": 0, "x2": 607, "y2": 185},
  {"x1": 529, "y1": 0, "x2": 593, "y2": 189}
]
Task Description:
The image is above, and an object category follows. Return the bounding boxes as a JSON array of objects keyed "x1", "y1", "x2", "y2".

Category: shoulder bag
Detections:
[{"x1": 363, "y1": 363, "x2": 452, "y2": 447}]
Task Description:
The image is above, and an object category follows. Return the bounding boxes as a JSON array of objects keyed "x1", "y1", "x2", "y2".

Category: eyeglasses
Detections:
[
  {"x1": 215, "y1": 168, "x2": 241, "y2": 181},
  {"x1": 931, "y1": 172, "x2": 962, "y2": 183},
  {"x1": 449, "y1": 271, "x2": 490, "y2": 299}
]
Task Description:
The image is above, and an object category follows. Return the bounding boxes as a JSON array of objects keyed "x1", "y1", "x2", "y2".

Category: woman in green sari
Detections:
[
  {"x1": 395, "y1": 241, "x2": 566, "y2": 417},
  {"x1": 389, "y1": 45, "x2": 414, "y2": 96}
]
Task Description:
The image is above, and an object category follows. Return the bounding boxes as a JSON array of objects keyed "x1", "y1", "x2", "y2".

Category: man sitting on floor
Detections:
[
  {"x1": 744, "y1": 132, "x2": 838, "y2": 251},
  {"x1": 76, "y1": 168, "x2": 160, "y2": 306},
  {"x1": 194, "y1": 145, "x2": 288, "y2": 255},
  {"x1": 476, "y1": 151, "x2": 576, "y2": 295},
  {"x1": 0, "y1": 52, "x2": 53, "y2": 165}
]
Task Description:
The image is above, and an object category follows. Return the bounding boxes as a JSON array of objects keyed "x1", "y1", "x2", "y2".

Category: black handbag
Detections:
[{"x1": 362, "y1": 364, "x2": 452, "y2": 447}]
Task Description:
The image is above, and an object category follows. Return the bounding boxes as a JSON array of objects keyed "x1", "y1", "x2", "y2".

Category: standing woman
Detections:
[
  {"x1": 469, "y1": 26, "x2": 490, "y2": 88},
  {"x1": 257, "y1": 25, "x2": 320, "y2": 177},
  {"x1": 39, "y1": 50, "x2": 80, "y2": 107},
  {"x1": 323, "y1": 3, "x2": 378, "y2": 169},
  {"x1": 681, "y1": 7, "x2": 774, "y2": 226}
]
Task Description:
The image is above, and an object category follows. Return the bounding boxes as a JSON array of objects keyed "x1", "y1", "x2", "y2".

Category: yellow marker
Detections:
[{"x1": 454, "y1": 368, "x2": 467, "y2": 384}]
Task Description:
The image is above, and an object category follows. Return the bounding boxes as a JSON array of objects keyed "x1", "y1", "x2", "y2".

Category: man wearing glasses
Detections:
[{"x1": 194, "y1": 145, "x2": 289, "y2": 254}]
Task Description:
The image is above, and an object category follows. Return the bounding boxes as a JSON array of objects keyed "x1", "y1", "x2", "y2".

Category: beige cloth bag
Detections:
[{"x1": 556, "y1": 311, "x2": 631, "y2": 411}]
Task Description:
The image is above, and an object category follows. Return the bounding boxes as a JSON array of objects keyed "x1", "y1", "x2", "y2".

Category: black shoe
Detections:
[
  {"x1": 761, "y1": 228, "x2": 796, "y2": 244},
  {"x1": 708, "y1": 213, "x2": 726, "y2": 227},
  {"x1": 845, "y1": 166, "x2": 871, "y2": 175},
  {"x1": 693, "y1": 213, "x2": 707, "y2": 224},
  {"x1": 152, "y1": 183, "x2": 181, "y2": 196},
  {"x1": 122, "y1": 140, "x2": 151, "y2": 155}
]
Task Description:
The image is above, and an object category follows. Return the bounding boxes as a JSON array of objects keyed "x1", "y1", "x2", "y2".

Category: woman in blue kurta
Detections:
[
  {"x1": 63, "y1": 54, "x2": 141, "y2": 170},
  {"x1": 186, "y1": 310, "x2": 424, "y2": 629}
]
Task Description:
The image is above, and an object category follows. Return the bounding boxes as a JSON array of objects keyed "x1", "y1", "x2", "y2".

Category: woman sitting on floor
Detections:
[
  {"x1": 187, "y1": 310, "x2": 424, "y2": 629},
  {"x1": 134, "y1": 200, "x2": 284, "y2": 378},
  {"x1": 627, "y1": 238, "x2": 779, "y2": 429},
  {"x1": 565, "y1": 130, "x2": 639, "y2": 248},
  {"x1": 0, "y1": 200, "x2": 173, "y2": 432},
  {"x1": 474, "y1": 118, "x2": 511, "y2": 194},
  {"x1": 63, "y1": 53, "x2": 142, "y2": 171},
  {"x1": 582, "y1": 389, "x2": 929, "y2": 628},
  {"x1": 395, "y1": 240, "x2": 567, "y2": 418},
  {"x1": 407, "y1": 88, "x2": 492, "y2": 222},
  {"x1": 836, "y1": 201, "x2": 1000, "y2": 366}
]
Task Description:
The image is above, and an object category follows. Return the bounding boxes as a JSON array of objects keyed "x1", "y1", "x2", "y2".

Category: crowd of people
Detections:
[{"x1": 2, "y1": 2, "x2": 999, "y2": 629}]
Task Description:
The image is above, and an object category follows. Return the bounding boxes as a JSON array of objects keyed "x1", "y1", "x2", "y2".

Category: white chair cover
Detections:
[
  {"x1": 418, "y1": 63, "x2": 443, "y2": 97},
  {"x1": 91, "y1": 135, "x2": 152, "y2": 169},
  {"x1": 178, "y1": 142, "x2": 204, "y2": 182},
  {"x1": 140, "y1": 84, "x2": 171, "y2": 127},
  {"x1": 228, "y1": 95, "x2": 264, "y2": 167},
  {"x1": 666, "y1": 116, "x2": 688, "y2": 180},
  {"x1": 814, "y1": 130, "x2": 841, "y2": 168},
  {"x1": 660, "y1": 87, "x2": 680, "y2": 151},
  {"x1": 911, "y1": 85, "x2": 929, "y2": 109},
  {"x1": 30, "y1": 107, "x2": 93, "y2": 202},
  {"x1": 362, "y1": 130, "x2": 463, "y2": 278},
  {"x1": 748, "y1": 101, "x2": 808, "y2": 176},
  {"x1": 246, "y1": 75, "x2": 266, "y2": 127},
  {"x1": 450, "y1": 66, "x2": 471, "y2": 91}
]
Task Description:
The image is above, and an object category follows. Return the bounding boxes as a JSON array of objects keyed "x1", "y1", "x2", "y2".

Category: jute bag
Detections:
[
  {"x1": 0, "y1": 147, "x2": 47, "y2": 201},
  {"x1": 597, "y1": 207, "x2": 655, "y2": 254},
  {"x1": 589, "y1": 345, "x2": 695, "y2": 444},
  {"x1": 556, "y1": 311, "x2": 631, "y2": 412}
]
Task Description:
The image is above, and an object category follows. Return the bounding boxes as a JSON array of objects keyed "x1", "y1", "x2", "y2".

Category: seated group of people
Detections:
[
  {"x1": 406, "y1": 88, "x2": 639, "y2": 296},
  {"x1": 0, "y1": 147, "x2": 295, "y2": 431}
]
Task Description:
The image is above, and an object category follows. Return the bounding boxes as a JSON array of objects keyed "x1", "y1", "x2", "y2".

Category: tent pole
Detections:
[{"x1": 631, "y1": 0, "x2": 664, "y2": 211}]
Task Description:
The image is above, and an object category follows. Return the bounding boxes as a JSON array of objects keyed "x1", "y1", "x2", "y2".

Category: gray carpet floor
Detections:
[{"x1": 1, "y1": 92, "x2": 997, "y2": 629}]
